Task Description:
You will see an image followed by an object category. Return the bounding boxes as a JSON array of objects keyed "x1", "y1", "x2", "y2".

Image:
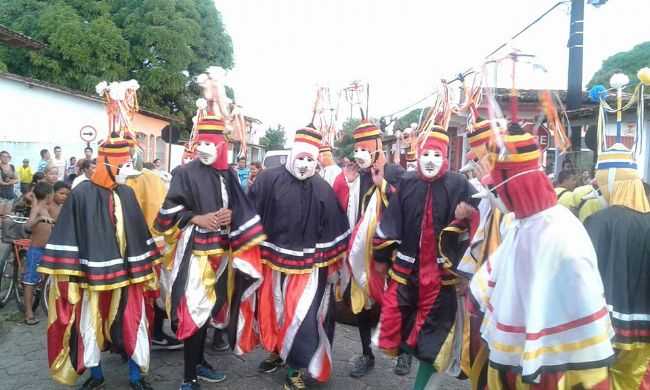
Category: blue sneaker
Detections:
[
  {"x1": 196, "y1": 364, "x2": 226, "y2": 383},
  {"x1": 179, "y1": 379, "x2": 200, "y2": 390}
]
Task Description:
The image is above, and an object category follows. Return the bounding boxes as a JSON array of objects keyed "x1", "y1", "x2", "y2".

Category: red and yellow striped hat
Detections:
[
  {"x1": 353, "y1": 120, "x2": 381, "y2": 143},
  {"x1": 467, "y1": 118, "x2": 493, "y2": 149},
  {"x1": 292, "y1": 124, "x2": 323, "y2": 159},
  {"x1": 494, "y1": 124, "x2": 541, "y2": 172},
  {"x1": 98, "y1": 132, "x2": 131, "y2": 161},
  {"x1": 196, "y1": 115, "x2": 226, "y2": 144},
  {"x1": 319, "y1": 143, "x2": 332, "y2": 154},
  {"x1": 419, "y1": 126, "x2": 449, "y2": 156}
]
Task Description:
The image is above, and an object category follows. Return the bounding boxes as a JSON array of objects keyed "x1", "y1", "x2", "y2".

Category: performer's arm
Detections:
[
  {"x1": 154, "y1": 171, "x2": 196, "y2": 234},
  {"x1": 373, "y1": 189, "x2": 402, "y2": 265}
]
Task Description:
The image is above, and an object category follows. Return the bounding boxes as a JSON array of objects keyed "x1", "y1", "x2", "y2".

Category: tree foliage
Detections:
[
  {"x1": 588, "y1": 41, "x2": 650, "y2": 88},
  {"x1": 334, "y1": 118, "x2": 361, "y2": 159},
  {"x1": 260, "y1": 125, "x2": 287, "y2": 151},
  {"x1": 394, "y1": 108, "x2": 424, "y2": 131},
  {"x1": 0, "y1": 0, "x2": 234, "y2": 128}
]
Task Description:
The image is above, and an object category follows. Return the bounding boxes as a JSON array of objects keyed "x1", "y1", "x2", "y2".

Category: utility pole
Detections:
[{"x1": 567, "y1": 0, "x2": 585, "y2": 160}]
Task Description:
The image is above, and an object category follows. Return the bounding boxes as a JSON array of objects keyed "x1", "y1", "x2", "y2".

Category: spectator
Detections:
[
  {"x1": 17, "y1": 158, "x2": 33, "y2": 194},
  {"x1": 51, "y1": 146, "x2": 66, "y2": 181},
  {"x1": 248, "y1": 161, "x2": 262, "y2": 188},
  {"x1": 23, "y1": 181, "x2": 54, "y2": 325},
  {"x1": 49, "y1": 181, "x2": 71, "y2": 220},
  {"x1": 236, "y1": 156, "x2": 250, "y2": 191},
  {"x1": 37, "y1": 149, "x2": 50, "y2": 173},
  {"x1": 561, "y1": 158, "x2": 574, "y2": 171},
  {"x1": 0, "y1": 150, "x2": 18, "y2": 216},
  {"x1": 72, "y1": 158, "x2": 96, "y2": 189},
  {"x1": 153, "y1": 158, "x2": 162, "y2": 170},
  {"x1": 555, "y1": 169, "x2": 578, "y2": 210},
  {"x1": 143, "y1": 162, "x2": 155, "y2": 170},
  {"x1": 65, "y1": 156, "x2": 77, "y2": 182},
  {"x1": 84, "y1": 146, "x2": 93, "y2": 160},
  {"x1": 44, "y1": 166, "x2": 59, "y2": 185},
  {"x1": 12, "y1": 172, "x2": 45, "y2": 217}
]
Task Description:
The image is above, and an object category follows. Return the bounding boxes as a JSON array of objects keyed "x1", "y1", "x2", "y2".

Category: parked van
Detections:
[{"x1": 262, "y1": 150, "x2": 290, "y2": 169}]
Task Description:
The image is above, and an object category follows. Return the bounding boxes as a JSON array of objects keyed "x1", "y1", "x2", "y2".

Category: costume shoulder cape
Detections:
[
  {"x1": 585, "y1": 205, "x2": 650, "y2": 348},
  {"x1": 248, "y1": 166, "x2": 350, "y2": 273},
  {"x1": 155, "y1": 160, "x2": 264, "y2": 255},
  {"x1": 38, "y1": 180, "x2": 159, "y2": 290}
]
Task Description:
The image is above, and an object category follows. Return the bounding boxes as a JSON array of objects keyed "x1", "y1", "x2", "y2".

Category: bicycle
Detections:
[{"x1": 0, "y1": 215, "x2": 49, "y2": 314}]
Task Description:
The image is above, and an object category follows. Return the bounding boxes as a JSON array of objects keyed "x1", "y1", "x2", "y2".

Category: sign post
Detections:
[{"x1": 79, "y1": 125, "x2": 97, "y2": 149}]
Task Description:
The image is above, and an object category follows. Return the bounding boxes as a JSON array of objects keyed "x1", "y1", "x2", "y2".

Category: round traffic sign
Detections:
[{"x1": 79, "y1": 125, "x2": 98, "y2": 143}]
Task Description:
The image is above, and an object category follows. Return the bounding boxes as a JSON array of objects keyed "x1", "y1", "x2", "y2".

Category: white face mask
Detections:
[
  {"x1": 354, "y1": 148, "x2": 372, "y2": 169},
  {"x1": 406, "y1": 161, "x2": 417, "y2": 172},
  {"x1": 196, "y1": 141, "x2": 217, "y2": 166},
  {"x1": 292, "y1": 154, "x2": 317, "y2": 180},
  {"x1": 418, "y1": 149, "x2": 444, "y2": 178},
  {"x1": 183, "y1": 157, "x2": 193, "y2": 165},
  {"x1": 115, "y1": 160, "x2": 141, "y2": 184}
]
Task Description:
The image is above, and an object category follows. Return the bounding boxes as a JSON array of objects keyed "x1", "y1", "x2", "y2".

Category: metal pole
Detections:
[{"x1": 567, "y1": 0, "x2": 585, "y2": 158}]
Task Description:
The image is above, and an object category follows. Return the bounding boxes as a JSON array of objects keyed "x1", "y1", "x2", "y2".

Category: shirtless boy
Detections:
[{"x1": 23, "y1": 181, "x2": 54, "y2": 325}]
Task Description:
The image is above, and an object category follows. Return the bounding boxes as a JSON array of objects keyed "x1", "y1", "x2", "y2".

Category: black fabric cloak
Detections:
[
  {"x1": 248, "y1": 166, "x2": 350, "y2": 273},
  {"x1": 585, "y1": 205, "x2": 650, "y2": 346},
  {"x1": 39, "y1": 180, "x2": 159, "y2": 290}
]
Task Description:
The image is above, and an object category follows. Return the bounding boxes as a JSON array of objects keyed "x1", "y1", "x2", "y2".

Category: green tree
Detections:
[
  {"x1": 588, "y1": 41, "x2": 650, "y2": 88},
  {"x1": 334, "y1": 118, "x2": 361, "y2": 159},
  {"x1": 260, "y1": 125, "x2": 287, "y2": 151},
  {"x1": 394, "y1": 108, "x2": 424, "y2": 131},
  {"x1": 0, "y1": 0, "x2": 233, "y2": 127}
]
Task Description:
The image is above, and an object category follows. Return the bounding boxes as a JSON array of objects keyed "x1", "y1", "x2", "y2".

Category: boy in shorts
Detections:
[{"x1": 23, "y1": 181, "x2": 54, "y2": 325}]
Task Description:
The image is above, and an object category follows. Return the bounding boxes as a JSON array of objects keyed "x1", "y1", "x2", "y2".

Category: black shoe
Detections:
[
  {"x1": 78, "y1": 376, "x2": 105, "y2": 390},
  {"x1": 258, "y1": 353, "x2": 284, "y2": 373},
  {"x1": 130, "y1": 378, "x2": 154, "y2": 390},
  {"x1": 349, "y1": 354, "x2": 375, "y2": 378},
  {"x1": 152, "y1": 334, "x2": 183, "y2": 350},
  {"x1": 394, "y1": 353, "x2": 412, "y2": 376},
  {"x1": 282, "y1": 371, "x2": 306, "y2": 390},
  {"x1": 212, "y1": 334, "x2": 229, "y2": 352}
]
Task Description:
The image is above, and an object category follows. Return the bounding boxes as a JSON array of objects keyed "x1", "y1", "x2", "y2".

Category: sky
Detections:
[{"x1": 213, "y1": 0, "x2": 650, "y2": 138}]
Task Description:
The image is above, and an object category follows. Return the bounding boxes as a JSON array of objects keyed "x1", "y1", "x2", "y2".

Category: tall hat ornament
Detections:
[
  {"x1": 191, "y1": 66, "x2": 231, "y2": 170},
  {"x1": 94, "y1": 80, "x2": 141, "y2": 189},
  {"x1": 589, "y1": 68, "x2": 650, "y2": 211}
]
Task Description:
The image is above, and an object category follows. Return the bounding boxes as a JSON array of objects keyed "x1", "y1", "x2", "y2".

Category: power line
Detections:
[{"x1": 383, "y1": 1, "x2": 569, "y2": 120}]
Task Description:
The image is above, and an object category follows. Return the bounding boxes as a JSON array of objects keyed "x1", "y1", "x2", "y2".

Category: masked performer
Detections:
[
  {"x1": 154, "y1": 74, "x2": 265, "y2": 389},
  {"x1": 330, "y1": 120, "x2": 395, "y2": 377},
  {"x1": 318, "y1": 144, "x2": 341, "y2": 187},
  {"x1": 373, "y1": 124, "x2": 479, "y2": 390},
  {"x1": 452, "y1": 114, "x2": 516, "y2": 390},
  {"x1": 252, "y1": 125, "x2": 350, "y2": 390},
  {"x1": 584, "y1": 144, "x2": 650, "y2": 390},
  {"x1": 38, "y1": 130, "x2": 159, "y2": 390},
  {"x1": 469, "y1": 126, "x2": 614, "y2": 389}
]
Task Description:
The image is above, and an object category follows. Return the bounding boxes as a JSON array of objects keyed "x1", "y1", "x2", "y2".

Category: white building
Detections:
[{"x1": 0, "y1": 72, "x2": 172, "y2": 169}]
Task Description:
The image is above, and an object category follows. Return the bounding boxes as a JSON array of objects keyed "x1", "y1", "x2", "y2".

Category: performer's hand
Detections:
[
  {"x1": 214, "y1": 208, "x2": 232, "y2": 228},
  {"x1": 191, "y1": 212, "x2": 221, "y2": 231},
  {"x1": 455, "y1": 202, "x2": 476, "y2": 220},
  {"x1": 371, "y1": 163, "x2": 384, "y2": 186}
]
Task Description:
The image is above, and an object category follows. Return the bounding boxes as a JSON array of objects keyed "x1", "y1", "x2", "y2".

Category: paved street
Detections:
[{"x1": 0, "y1": 304, "x2": 469, "y2": 390}]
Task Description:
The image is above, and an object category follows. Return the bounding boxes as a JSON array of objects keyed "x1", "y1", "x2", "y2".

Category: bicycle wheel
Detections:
[
  {"x1": 13, "y1": 249, "x2": 40, "y2": 313},
  {"x1": 0, "y1": 248, "x2": 14, "y2": 307}
]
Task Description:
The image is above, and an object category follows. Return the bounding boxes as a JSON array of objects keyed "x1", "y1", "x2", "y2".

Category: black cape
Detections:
[
  {"x1": 248, "y1": 166, "x2": 350, "y2": 273},
  {"x1": 155, "y1": 160, "x2": 264, "y2": 255},
  {"x1": 585, "y1": 205, "x2": 650, "y2": 346},
  {"x1": 374, "y1": 171, "x2": 479, "y2": 272},
  {"x1": 39, "y1": 181, "x2": 159, "y2": 290}
]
